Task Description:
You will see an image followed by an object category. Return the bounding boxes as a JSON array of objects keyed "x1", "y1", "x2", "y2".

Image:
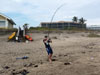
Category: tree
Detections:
[
  {"x1": 79, "y1": 17, "x2": 86, "y2": 24},
  {"x1": 23, "y1": 23, "x2": 29, "y2": 35},
  {"x1": 72, "y1": 16, "x2": 78, "y2": 23},
  {"x1": 23, "y1": 23, "x2": 29, "y2": 30}
]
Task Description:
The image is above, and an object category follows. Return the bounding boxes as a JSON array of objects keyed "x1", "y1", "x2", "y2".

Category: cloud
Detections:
[
  {"x1": 88, "y1": 18, "x2": 100, "y2": 25},
  {"x1": 0, "y1": 0, "x2": 100, "y2": 27}
]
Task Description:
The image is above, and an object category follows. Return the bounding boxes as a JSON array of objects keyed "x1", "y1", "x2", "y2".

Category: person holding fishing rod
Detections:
[
  {"x1": 43, "y1": 35, "x2": 53, "y2": 63},
  {"x1": 43, "y1": 4, "x2": 66, "y2": 63}
]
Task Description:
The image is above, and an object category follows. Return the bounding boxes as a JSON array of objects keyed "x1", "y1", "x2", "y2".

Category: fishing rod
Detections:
[{"x1": 48, "y1": 3, "x2": 66, "y2": 37}]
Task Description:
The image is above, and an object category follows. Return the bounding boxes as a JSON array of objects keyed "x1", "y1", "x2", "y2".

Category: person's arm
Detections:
[
  {"x1": 43, "y1": 38, "x2": 48, "y2": 43},
  {"x1": 48, "y1": 38, "x2": 52, "y2": 43}
]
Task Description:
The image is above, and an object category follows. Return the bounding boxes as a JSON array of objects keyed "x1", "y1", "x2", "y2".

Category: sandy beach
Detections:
[{"x1": 0, "y1": 31, "x2": 100, "y2": 75}]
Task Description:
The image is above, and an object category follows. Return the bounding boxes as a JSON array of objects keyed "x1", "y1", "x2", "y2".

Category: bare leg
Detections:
[{"x1": 48, "y1": 54, "x2": 52, "y2": 63}]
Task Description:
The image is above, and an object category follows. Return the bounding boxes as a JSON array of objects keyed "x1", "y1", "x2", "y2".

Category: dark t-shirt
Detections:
[{"x1": 43, "y1": 39, "x2": 51, "y2": 48}]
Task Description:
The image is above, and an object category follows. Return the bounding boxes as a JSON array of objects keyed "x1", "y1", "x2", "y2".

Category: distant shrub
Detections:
[
  {"x1": 29, "y1": 27, "x2": 49, "y2": 30},
  {"x1": 52, "y1": 36, "x2": 58, "y2": 39},
  {"x1": 0, "y1": 28, "x2": 17, "y2": 31},
  {"x1": 29, "y1": 27, "x2": 58, "y2": 31},
  {"x1": 87, "y1": 33, "x2": 100, "y2": 37},
  {"x1": 0, "y1": 28, "x2": 17, "y2": 35}
]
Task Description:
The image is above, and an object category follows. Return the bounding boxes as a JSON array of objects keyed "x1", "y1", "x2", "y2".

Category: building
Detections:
[
  {"x1": 87, "y1": 25, "x2": 100, "y2": 30},
  {"x1": 0, "y1": 13, "x2": 16, "y2": 29},
  {"x1": 41, "y1": 21, "x2": 86, "y2": 29}
]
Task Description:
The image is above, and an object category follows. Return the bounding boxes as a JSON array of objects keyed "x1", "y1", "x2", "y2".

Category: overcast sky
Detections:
[{"x1": 0, "y1": 0, "x2": 100, "y2": 27}]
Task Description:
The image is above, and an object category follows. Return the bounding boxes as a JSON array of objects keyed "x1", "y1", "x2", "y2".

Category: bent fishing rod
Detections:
[{"x1": 48, "y1": 3, "x2": 66, "y2": 37}]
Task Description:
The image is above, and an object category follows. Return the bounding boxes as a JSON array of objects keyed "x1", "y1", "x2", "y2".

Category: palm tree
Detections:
[
  {"x1": 72, "y1": 16, "x2": 78, "y2": 23},
  {"x1": 79, "y1": 17, "x2": 86, "y2": 24}
]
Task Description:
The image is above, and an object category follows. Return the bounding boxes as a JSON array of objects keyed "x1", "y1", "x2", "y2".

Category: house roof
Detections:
[{"x1": 0, "y1": 13, "x2": 16, "y2": 25}]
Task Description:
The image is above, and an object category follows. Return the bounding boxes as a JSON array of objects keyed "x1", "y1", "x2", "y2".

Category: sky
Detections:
[{"x1": 0, "y1": 0, "x2": 100, "y2": 28}]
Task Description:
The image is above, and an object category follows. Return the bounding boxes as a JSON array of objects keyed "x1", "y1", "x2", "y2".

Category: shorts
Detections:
[{"x1": 46, "y1": 47, "x2": 53, "y2": 55}]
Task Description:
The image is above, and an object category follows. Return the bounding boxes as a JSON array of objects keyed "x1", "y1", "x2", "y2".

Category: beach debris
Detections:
[
  {"x1": 58, "y1": 54, "x2": 63, "y2": 57},
  {"x1": 22, "y1": 56, "x2": 29, "y2": 59},
  {"x1": 81, "y1": 51, "x2": 86, "y2": 54},
  {"x1": 20, "y1": 69, "x2": 29, "y2": 75},
  {"x1": 40, "y1": 60, "x2": 43, "y2": 64},
  {"x1": 64, "y1": 62, "x2": 71, "y2": 65},
  {"x1": 53, "y1": 55, "x2": 56, "y2": 58},
  {"x1": 12, "y1": 69, "x2": 16, "y2": 71},
  {"x1": 64, "y1": 54, "x2": 68, "y2": 57},
  {"x1": 16, "y1": 56, "x2": 29, "y2": 60},
  {"x1": 25, "y1": 40, "x2": 29, "y2": 43},
  {"x1": 24, "y1": 63, "x2": 35, "y2": 67},
  {"x1": 11, "y1": 69, "x2": 29, "y2": 75},
  {"x1": 91, "y1": 57, "x2": 94, "y2": 60},
  {"x1": 3, "y1": 66, "x2": 10, "y2": 69},
  {"x1": 34, "y1": 65, "x2": 38, "y2": 67},
  {"x1": 52, "y1": 36, "x2": 58, "y2": 39},
  {"x1": 52, "y1": 58, "x2": 57, "y2": 61}
]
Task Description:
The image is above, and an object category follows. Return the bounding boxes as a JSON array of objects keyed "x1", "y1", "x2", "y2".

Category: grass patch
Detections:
[
  {"x1": 29, "y1": 27, "x2": 56, "y2": 31},
  {"x1": 87, "y1": 33, "x2": 100, "y2": 37}
]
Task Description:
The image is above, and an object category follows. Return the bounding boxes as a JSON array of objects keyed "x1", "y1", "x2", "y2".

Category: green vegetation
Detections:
[
  {"x1": 72, "y1": 16, "x2": 78, "y2": 23},
  {"x1": 79, "y1": 17, "x2": 86, "y2": 24},
  {"x1": 28, "y1": 27, "x2": 99, "y2": 33},
  {"x1": 87, "y1": 33, "x2": 100, "y2": 37},
  {"x1": 64, "y1": 27, "x2": 86, "y2": 31},
  {"x1": 0, "y1": 28, "x2": 17, "y2": 31},
  {"x1": 72, "y1": 16, "x2": 86, "y2": 24},
  {"x1": 29, "y1": 27, "x2": 57, "y2": 31},
  {"x1": 0, "y1": 28, "x2": 17, "y2": 35}
]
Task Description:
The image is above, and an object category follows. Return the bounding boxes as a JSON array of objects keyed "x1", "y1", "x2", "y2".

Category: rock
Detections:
[
  {"x1": 64, "y1": 62, "x2": 71, "y2": 65},
  {"x1": 64, "y1": 54, "x2": 68, "y2": 57},
  {"x1": 81, "y1": 51, "x2": 86, "y2": 54},
  {"x1": 52, "y1": 59, "x2": 57, "y2": 61},
  {"x1": 20, "y1": 69, "x2": 29, "y2": 75},
  {"x1": 4, "y1": 66, "x2": 10, "y2": 69},
  {"x1": 34, "y1": 65, "x2": 38, "y2": 67},
  {"x1": 59, "y1": 54, "x2": 62, "y2": 57},
  {"x1": 11, "y1": 69, "x2": 29, "y2": 75},
  {"x1": 24, "y1": 63, "x2": 34, "y2": 67}
]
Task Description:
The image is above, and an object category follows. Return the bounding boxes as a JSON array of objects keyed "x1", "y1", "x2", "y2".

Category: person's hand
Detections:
[{"x1": 48, "y1": 38, "x2": 52, "y2": 43}]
